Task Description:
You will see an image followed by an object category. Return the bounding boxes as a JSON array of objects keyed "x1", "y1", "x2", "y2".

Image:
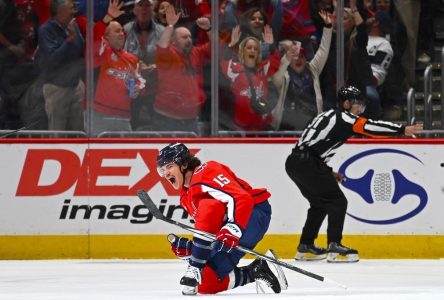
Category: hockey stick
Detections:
[{"x1": 136, "y1": 189, "x2": 347, "y2": 289}]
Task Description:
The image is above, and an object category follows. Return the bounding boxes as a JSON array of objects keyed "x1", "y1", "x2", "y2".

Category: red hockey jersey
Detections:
[
  {"x1": 221, "y1": 52, "x2": 280, "y2": 130},
  {"x1": 180, "y1": 161, "x2": 270, "y2": 234}
]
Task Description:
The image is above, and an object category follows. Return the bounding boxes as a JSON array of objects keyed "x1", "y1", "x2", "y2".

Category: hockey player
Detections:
[
  {"x1": 286, "y1": 85, "x2": 422, "y2": 263},
  {"x1": 157, "y1": 143, "x2": 287, "y2": 295}
]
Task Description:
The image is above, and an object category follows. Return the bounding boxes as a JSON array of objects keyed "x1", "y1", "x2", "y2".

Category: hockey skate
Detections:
[
  {"x1": 265, "y1": 249, "x2": 288, "y2": 290},
  {"x1": 326, "y1": 242, "x2": 359, "y2": 263},
  {"x1": 180, "y1": 264, "x2": 202, "y2": 295},
  {"x1": 295, "y1": 243, "x2": 327, "y2": 261},
  {"x1": 248, "y1": 258, "x2": 281, "y2": 294}
]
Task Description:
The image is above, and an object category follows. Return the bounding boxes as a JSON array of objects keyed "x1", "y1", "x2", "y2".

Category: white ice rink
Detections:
[{"x1": 1, "y1": 259, "x2": 444, "y2": 300}]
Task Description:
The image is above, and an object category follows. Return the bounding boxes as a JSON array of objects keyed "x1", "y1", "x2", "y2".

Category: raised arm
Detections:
[
  {"x1": 196, "y1": 17, "x2": 211, "y2": 40},
  {"x1": 309, "y1": 10, "x2": 333, "y2": 75},
  {"x1": 269, "y1": 0, "x2": 283, "y2": 44},
  {"x1": 157, "y1": 5, "x2": 181, "y2": 48}
]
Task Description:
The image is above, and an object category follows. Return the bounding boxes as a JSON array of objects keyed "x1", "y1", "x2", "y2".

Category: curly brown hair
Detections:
[{"x1": 181, "y1": 153, "x2": 202, "y2": 173}]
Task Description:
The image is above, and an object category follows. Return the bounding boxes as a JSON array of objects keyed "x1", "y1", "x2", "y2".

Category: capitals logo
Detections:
[{"x1": 338, "y1": 149, "x2": 428, "y2": 225}]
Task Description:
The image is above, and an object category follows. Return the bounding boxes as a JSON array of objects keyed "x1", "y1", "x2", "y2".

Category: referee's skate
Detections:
[{"x1": 326, "y1": 242, "x2": 359, "y2": 263}]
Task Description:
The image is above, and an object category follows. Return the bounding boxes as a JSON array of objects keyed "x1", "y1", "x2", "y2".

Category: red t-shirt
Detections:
[{"x1": 154, "y1": 43, "x2": 210, "y2": 119}]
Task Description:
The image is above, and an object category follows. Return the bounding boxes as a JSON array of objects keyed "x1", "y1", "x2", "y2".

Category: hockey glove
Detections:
[
  {"x1": 168, "y1": 233, "x2": 192, "y2": 260},
  {"x1": 215, "y1": 223, "x2": 242, "y2": 253}
]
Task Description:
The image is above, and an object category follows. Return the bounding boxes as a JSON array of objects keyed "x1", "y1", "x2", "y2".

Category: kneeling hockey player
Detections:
[{"x1": 157, "y1": 143, "x2": 287, "y2": 295}]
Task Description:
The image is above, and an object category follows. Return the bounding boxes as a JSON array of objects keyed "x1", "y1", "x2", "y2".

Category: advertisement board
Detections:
[{"x1": 0, "y1": 139, "x2": 443, "y2": 258}]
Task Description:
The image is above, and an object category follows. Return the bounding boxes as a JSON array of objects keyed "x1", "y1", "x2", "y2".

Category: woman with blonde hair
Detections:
[{"x1": 220, "y1": 26, "x2": 282, "y2": 130}]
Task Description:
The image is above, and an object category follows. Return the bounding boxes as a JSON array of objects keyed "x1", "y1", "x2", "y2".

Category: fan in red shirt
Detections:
[
  {"x1": 91, "y1": 0, "x2": 145, "y2": 136},
  {"x1": 221, "y1": 25, "x2": 281, "y2": 130},
  {"x1": 156, "y1": 143, "x2": 287, "y2": 295},
  {"x1": 153, "y1": 6, "x2": 211, "y2": 133}
]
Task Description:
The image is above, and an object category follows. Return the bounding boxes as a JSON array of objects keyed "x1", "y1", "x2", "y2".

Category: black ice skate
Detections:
[
  {"x1": 295, "y1": 243, "x2": 327, "y2": 261},
  {"x1": 180, "y1": 264, "x2": 202, "y2": 295},
  {"x1": 248, "y1": 258, "x2": 281, "y2": 294},
  {"x1": 265, "y1": 249, "x2": 288, "y2": 290},
  {"x1": 327, "y1": 242, "x2": 359, "y2": 263}
]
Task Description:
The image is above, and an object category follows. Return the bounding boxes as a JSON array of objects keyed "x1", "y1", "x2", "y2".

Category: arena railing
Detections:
[
  {"x1": 0, "y1": 130, "x2": 87, "y2": 139},
  {"x1": 97, "y1": 131, "x2": 198, "y2": 138}
]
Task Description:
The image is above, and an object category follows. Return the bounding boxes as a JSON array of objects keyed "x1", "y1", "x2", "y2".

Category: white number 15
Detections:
[{"x1": 213, "y1": 174, "x2": 231, "y2": 187}]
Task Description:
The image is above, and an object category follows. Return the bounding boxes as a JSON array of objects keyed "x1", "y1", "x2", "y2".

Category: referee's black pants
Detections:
[{"x1": 285, "y1": 149, "x2": 348, "y2": 245}]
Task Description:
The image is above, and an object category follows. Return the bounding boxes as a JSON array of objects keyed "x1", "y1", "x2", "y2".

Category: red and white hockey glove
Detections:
[
  {"x1": 168, "y1": 233, "x2": 192, "y2": 260},
  {"x1": 215, "y1": 223, "x2": 242, "y2": 253}
]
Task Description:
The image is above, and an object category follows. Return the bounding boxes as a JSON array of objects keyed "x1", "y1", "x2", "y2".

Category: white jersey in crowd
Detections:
[{"x1": 366, "y1": 35, "x2": 393, "y2": 86}]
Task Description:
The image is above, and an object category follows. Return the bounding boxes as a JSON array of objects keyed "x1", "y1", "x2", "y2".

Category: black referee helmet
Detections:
[{"x1": 337, "y1": 85, "x2": 364, "y2": 104}]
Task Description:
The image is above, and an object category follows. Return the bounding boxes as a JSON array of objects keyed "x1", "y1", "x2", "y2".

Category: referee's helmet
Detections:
[{"x1": 337, "y1": 85, "x2": 363, "y2": 104}]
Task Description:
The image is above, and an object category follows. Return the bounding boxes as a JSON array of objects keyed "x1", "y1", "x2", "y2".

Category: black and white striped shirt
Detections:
[{"x1": 297, "y1": 109, "x2": 404, "y2": 163}]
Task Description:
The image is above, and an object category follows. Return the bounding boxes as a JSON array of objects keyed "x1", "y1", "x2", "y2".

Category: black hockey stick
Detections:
[{"x1": 136, "y1": 189, "x2": 347, "y2": 289}]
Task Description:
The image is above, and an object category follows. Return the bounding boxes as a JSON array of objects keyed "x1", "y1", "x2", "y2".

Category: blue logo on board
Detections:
[{"x1": 338, "y1": 149, "x2": 427, "y2": 225}]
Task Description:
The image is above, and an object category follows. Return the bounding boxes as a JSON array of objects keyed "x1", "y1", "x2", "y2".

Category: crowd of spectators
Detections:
[{"x1": 0, "y1": 0, "x2": 441, "y2": 136}]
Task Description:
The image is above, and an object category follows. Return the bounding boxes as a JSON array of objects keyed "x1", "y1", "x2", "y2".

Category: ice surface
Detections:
[{"x1": 1, "y1": 259, "x2": 443, "y2": 300}]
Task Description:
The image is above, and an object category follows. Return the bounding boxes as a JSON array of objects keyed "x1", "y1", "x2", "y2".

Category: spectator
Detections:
[
  {"x1": 416, "y1": 0, "x2": 440, "y2": 64},
  {"x1": 222, "y1": 5, "x2": 282, "y2": 60},
  {"x1": 220, "y1": 0, "x2": 282, "y2": 33},
  {"x1": 12, "y1": 0, "x2": 49, "y2": 61},
  {"x1": 153, "y1": 6, "x2": 211, "y2": 134},
  {"x1": 153, "y1": 0, "x2": 171, "y2": 26},
  {"x1": 0, "y1": 0, "x2": 26, "y2": 129},
  {"x1": 392, "y1": 0, "x2": 420, "y2": 88},
  {"x1": 91, "y1": 0, "x2": 145, "y2": 137},
  {"x1": 221, "y1": 25, "x2": 281, "y2": 131},
  {"x1": 367, "y1": 9, "x2": 393, "y2": 87},
  {"x1": 343, "y1": 2, "x2": 382, "y2": 119},
  {"x1": 124, "y1": 0, "x2": 165, "y2": 131},
  {"x1": 221, "y1": 1, "x2": 282, "y2": 33},
  {"x1": 37, "y1": 0, "x2": 85, "y2": 131},
  {"x1": 0, "y1": 0, "x2": 52, "y2": 131},
  {"x1": 240, "y1": 7, "x2": 282, "y2": 59},
  {"x1": 372, "y1": 0, "x2": 405, "y2": 119},
  {"x1": 0, "y1": 0, "x2": 37, "y2": 62},
  {"x1": 271, "y1": 10, "x2": 333, "y2": 131},
  {"x1": 321, "y1": 0, "x2": 381, "y2": 119},
  {"x1": 165, "y1": 0, "x2": 211, "y2": 47},
  {"x1": 375, "y1": 0, "x2": 392, "y2": 12},
  {"x1": 218, "y1": 3, "x2": 282, "y2": 131}
]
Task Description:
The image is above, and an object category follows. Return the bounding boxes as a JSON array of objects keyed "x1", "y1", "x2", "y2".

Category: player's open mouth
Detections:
[{"x1": 168, "y1": 177, "x2": 176, "y2": 184}]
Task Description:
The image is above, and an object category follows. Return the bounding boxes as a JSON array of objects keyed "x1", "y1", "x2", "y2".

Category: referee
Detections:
[{"x1": 286, "y1": 85, "x2": 422, "y2": 263}]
